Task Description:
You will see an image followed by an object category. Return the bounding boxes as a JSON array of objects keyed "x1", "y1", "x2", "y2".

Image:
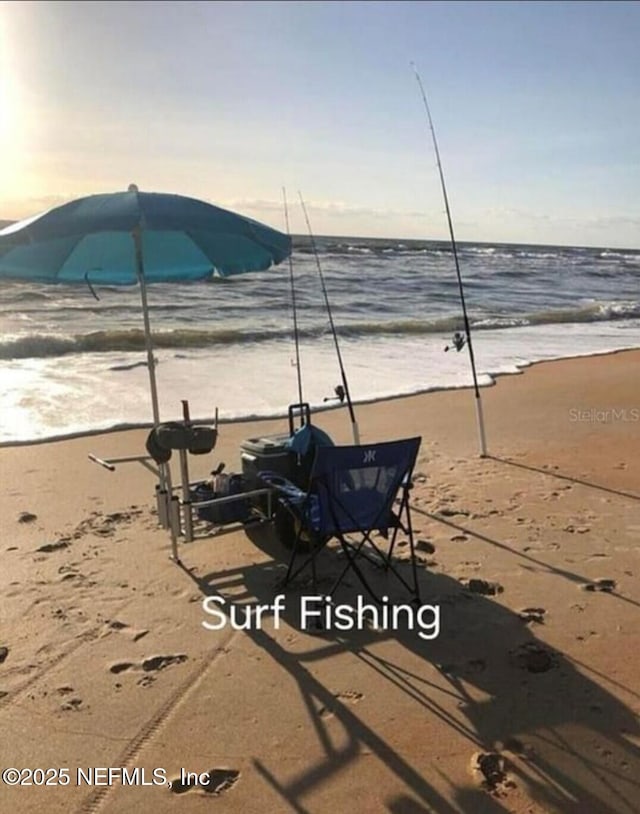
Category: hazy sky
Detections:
[{"x1": 1, "y1": 1, "x2": 639, "y2": 247}]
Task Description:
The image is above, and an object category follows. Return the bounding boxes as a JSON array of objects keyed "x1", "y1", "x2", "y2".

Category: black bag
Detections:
[{"x1": 191, "y1": 474, "x2": 250, "y2": 525}]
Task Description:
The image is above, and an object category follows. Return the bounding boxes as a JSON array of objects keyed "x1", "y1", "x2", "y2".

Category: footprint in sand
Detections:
[
  {"x1": 169, "y1": 768, "x2": 239, "y2": 796},
  {"x1": 109, "y1": 654, "x2": 188, "y2": 676},
  {"x1": 18, "y1": 511, "x2": 38, "y2": 524},
  {"x1": 107, "y1": 620, "x2": 139, "y2": 635},
  {"x1": 414, "y1": 554, "x2": 437, "y2": 567},
  {"x1": 109, "y1": 662, "x2": 135, "y2": 675},
  {"x1": 60, "y1": 697, "x2": 83, "y2": 712},
  {"x1": 335, "y1": 690, "x2": 364, "y2": 703},
  {"x1": 588, "y1": 552, "x2": 610, "y2": 560},
  {"x1": 57, "y1": 686, "x2": 74, "y2": 696},
  {"x1": 470, "y1": 752, "x2": 514, "y2": 793},
  {"x1": 415, "y1": 540, "x2": 436, "y2": 554},
  {"x1": 318, "y1": 690, "x2": 364, "y2": 719},
  {"x1": 36, "y1": 540, "x2": 70, "y2": 553},
  {"x1": 436, "y1": 506, "x2": 470, "y2": 518},
  {"x1": 583, "y1": 578, "x2": 616, "y2": 593},
  {"x1": 71, "y1": 509, "x2": 143, "y2": 541},
  {"x1": 461, "y1": 578, "x2": 504, "y2": 596},
  {"x1": 93, "y1": 526, "x2": 116, "y2": 538},
  {"x1": 518, "y1": 607, "x2": 546, "y2": 624},
  {"x1": 142, "y1": 655, "x2": 187, "y2": 671},
  {"x1": 513, "y1": 643, "x2": 557, "y2": 673},
  {"x1": 108, "y1": 620, "x2": 129, "y2": 631},
  {"x1": 101, "y1": 620, "x2": 150, "y2": 642}
]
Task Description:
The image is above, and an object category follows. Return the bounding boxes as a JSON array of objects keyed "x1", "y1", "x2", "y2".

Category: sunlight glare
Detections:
[{"x1": 0, "y1": 10, "x2": 26, "y2": 196}]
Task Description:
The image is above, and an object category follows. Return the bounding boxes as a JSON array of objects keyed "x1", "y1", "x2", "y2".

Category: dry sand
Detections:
[{"x1": 1, "y1": 349, "x2": 639, "y2": 813}]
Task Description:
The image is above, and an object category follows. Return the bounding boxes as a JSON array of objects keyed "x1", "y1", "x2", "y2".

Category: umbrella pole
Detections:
[
  {"x1": 132, "y1": 227, "x2": 179, "y2": 558},
  {"x1": 132, "y1": 226, "x2": 161, "y2": 426}
]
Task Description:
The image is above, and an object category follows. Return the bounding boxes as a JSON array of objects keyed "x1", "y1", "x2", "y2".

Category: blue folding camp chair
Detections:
[{"x1": 260, "y1": 436, "x2": 422, "y2": 604}]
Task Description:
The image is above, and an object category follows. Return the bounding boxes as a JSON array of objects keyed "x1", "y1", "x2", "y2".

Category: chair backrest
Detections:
[{"x1": 308, "y1": 437, "x2": 421, "y2": 535}]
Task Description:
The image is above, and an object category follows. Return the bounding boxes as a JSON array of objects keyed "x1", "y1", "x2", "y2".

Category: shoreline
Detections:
[{"x1": 2, "y1": 343, "x2": 639, "y2": 449}]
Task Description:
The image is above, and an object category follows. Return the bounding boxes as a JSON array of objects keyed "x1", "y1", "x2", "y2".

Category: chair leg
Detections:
[
  {"x1": 381, "y1": 490, "x2": 421, "y2": 603},
  {"x1": 311, "y1": 552, "x2": 318, "y2": 595},
  {"x1": 329, "y1": 536, "x2": 383, "y2": 603},
  {"x1": 387, "y1": 524, "x2": 400, "y2": 568},
  {"x1": 283, "y1": 515, "x2": 325, "y2": 589},
  {"x1": 404, "y1": 505, "x2": 421, "y2": 603},
  {"x1": 283, "y1": 530, "x2": 302, "y2": 586}
]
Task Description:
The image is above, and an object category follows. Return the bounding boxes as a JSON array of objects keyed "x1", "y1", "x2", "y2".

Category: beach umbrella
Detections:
[{"x1": 0, "y1": 184, "x2": 292, "y2": 425}]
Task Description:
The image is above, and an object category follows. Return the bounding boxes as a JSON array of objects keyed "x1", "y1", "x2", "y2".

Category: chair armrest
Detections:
[
  {"x1": 258, "y1": 470, "x2": 322, "y2": 530},
  {"x1": 257, "y1": 471, "x2": 306, "y2": 504}
]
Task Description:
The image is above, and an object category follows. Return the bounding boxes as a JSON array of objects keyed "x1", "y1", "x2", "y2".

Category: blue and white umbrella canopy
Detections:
[
  {"x1": 0, "y1": 186, "x2": 291, "y2": 284},
  {"x1": 0, "y1": 186, "x2": 292, "y2": 425}
]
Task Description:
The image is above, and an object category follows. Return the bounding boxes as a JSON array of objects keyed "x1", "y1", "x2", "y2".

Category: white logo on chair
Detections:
[{"x1": 363, "y1": 449, "x2": 376, "y2": 463}]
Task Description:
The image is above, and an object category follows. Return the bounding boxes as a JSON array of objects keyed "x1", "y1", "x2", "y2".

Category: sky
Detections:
[{"x1": 1, "y1": 0, "x2": 639, "y2": 248}]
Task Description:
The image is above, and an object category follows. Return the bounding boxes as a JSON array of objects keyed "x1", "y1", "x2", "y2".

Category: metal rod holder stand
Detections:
[{"x1": 155, "y1": 484, "x2": 169, "y2": 528}]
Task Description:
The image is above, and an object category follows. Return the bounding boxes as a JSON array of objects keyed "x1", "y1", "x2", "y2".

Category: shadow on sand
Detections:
[
  {"x1": 179, "y1": 516, "x2": 640, "y2": 814},
  {"x1": 486, "y1": 454, "x2": 640, "y2": 504}
]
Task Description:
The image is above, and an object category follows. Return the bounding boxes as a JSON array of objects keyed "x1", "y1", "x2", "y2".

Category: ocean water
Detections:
[{"x1": 0, "y1": 236, "x2": 638, "y2": 444}]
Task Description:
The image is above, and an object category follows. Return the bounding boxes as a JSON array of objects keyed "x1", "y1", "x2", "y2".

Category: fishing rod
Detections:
[
  {"x1": 298, "y1": 192, "x2": 360, "y2": 444},
  {"x1": 282, "y1": 187, "x2": 304, "y2": 412},
  {"x1": 412, "y1": 64, "x2": 488, "y2": 457}
]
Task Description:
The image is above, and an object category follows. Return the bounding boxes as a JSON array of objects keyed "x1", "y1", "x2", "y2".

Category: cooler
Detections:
[{"x1": 240, "y1": 433, "x2": 295, "y2": 490}]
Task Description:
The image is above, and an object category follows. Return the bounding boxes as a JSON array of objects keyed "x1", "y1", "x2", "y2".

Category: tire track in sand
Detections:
[{"x1": 75, "y1": 627, "x2": 240, "y2": 814}]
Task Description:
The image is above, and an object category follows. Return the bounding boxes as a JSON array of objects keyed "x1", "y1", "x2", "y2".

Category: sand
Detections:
[{"x1": 1, "y1": 348, "x2": 639, "y2": 813}]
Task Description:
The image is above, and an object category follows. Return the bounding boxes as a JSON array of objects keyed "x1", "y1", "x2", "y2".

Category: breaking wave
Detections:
[{"x1": 2, "y1": 300, "x2": 639, "y2": 359}]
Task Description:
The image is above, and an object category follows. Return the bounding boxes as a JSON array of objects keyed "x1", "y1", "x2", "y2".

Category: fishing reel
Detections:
[
  {"x1": 444, "y1": 332, "x2": 466, "y2": 353},
  {"x1": 323, "y1": 384, "x2": 346, "y2": 404}
]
